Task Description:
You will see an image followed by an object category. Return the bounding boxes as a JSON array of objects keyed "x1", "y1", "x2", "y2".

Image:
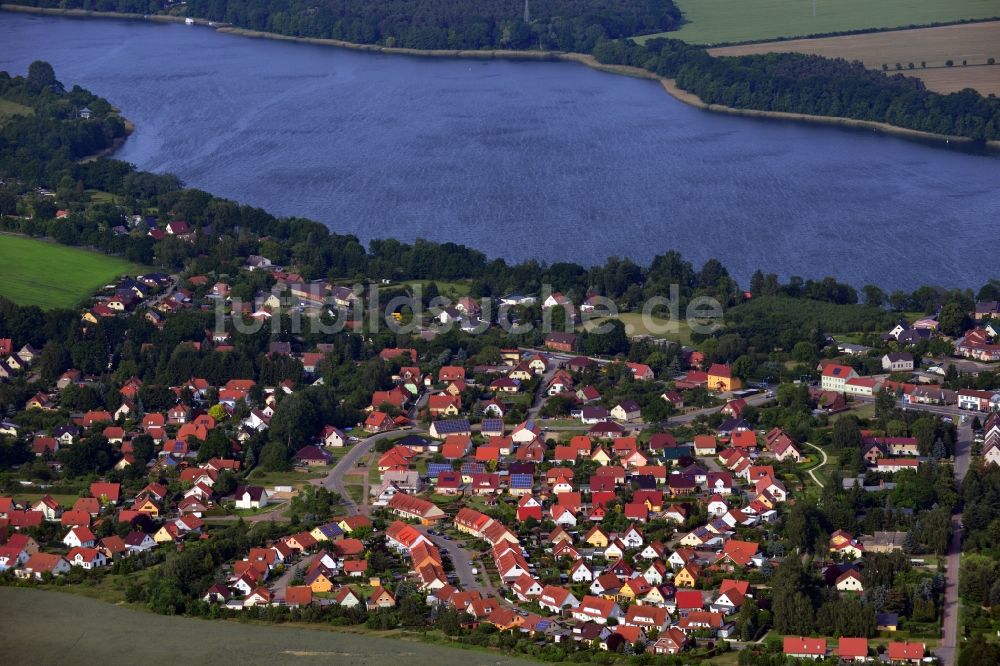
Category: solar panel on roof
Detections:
[
  {"x1": 434, "y1": 419, "x2": 471, "y2": 434},
  {"x1": 426, "y1": 463, "x2": 452, "y2": 478},
  {"x1": 511, "y1": 473, "x2": 533, "y2": 488}
]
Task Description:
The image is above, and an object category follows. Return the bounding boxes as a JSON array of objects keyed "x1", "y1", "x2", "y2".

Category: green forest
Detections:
[
  {"x1": 0, "y1": 63, "x2": 127, "y2": 183},
  {"x1": 594, "y1": 37, "x2": 1000, "y2": 141},
  {"x1": 21, "y1": 0, "x2": 683, "y2": 51}
]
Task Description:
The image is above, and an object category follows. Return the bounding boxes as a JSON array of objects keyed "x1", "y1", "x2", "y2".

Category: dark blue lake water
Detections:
[{"x1": 2, "y1": 12, "x2": 998, "y2": 289}]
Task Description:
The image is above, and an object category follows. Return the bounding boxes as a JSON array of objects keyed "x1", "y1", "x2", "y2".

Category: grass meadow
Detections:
[
  {"x1": 0, "y1": 98, "x2": 33, "y2": 124},
  {"x1": 0, "y1": 588, "x2": 539, "y2": 666},
  {"x1": 0, "y1": 234, "x2": 143, "y2": 309}
]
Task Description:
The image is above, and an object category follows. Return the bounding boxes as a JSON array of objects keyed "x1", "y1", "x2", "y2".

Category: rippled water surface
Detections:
[{"x1": 3, "y1": 12, "x2": 998, "y2": 289}]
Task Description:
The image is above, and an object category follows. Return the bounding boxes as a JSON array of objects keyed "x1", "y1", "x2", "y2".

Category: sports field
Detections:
[
  {"x1": 636, "y1": 0, "x2": 1000, "y2": 45},
  {"x1": 0, "y1": 234, "x2": 142, "y2": 309},
  {"x1": 709, "y1": 21, "x2": 1000, "y2": 95}
]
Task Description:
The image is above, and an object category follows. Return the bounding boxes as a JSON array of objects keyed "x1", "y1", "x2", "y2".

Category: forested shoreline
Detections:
[
  {"x1": 5, "y1": 1, "x2": 1000, "y2": 142},
  {"x1": 594, "y1": 38, "x2": 1000, "y2": 142}
]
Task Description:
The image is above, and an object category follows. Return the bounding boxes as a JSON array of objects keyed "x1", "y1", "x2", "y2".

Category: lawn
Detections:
[
  {"x1": 0, "y1": 235, "x2": 144, "y2": 309},
  {"x1": 579, "y1": 311, "x2": 697, "y2": 345},
  {"x1": 635, "y1": 0, "x2": 1000, "y2": 45},
  {"x1": 87, "y1": 189, "x2": 118, "y2": 204},
  {"x1": 0, "y1": 98, "x2": 33, "y2": 124},
  {"x1": 404, "y1": 279, "x2": 472, "y2": 299},
  {"x1": 16, "y1": 491, "x2": 85, "y2": 507},
  {"x1": 246, "y1": 465, "x2": 332, "y2": 488}
]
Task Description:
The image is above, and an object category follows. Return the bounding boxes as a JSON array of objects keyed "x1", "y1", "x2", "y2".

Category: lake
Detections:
[{"x1": 2, "y1": 12, "x2": 998, "y2": 290}]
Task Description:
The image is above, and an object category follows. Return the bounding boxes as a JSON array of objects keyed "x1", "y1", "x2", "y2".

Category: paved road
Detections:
[
  {"x1": 803, "y1": 442, "x2": 829, "y2": 488},
  {"x1": 938, "y1": 420, "x2": 973, "y2": 666},
  {"x1": 271, "y1": 557, "x2": 300, "y2": 599},
  {"x1": 525, "y1": 361, "x2": 558, "y2": 423},
  {"x1": 859, "y1": 399, "x2": 973, "y2": 666},
  {"x1": 316, "y1": 430, "x2": 401, "y2": 515},
  {"x1": 415, "y1": 527, "x2": 485, "y2": 592}
]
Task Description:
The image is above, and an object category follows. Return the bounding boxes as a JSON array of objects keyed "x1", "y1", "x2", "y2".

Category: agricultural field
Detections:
[
  {"x1": 0, "y1": 234, "x2": 142, "y2": 309},
  {"x1": 0, "y1": 98, "x2": 33, "y2": 124},
  {"x1": 710, "y1": 22, "x2": 1000, "y2": 95},
  {"x1": 0, "y1": 588, "x2": 538, "y2": 666},
  {"x1": 636, "y1": 0, "x2": 1000, "y2": 46}
]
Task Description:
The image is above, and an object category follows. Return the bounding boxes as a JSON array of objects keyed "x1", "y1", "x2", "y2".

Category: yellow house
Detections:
[
  {"x1": 591, "y1": 448, "x2": 611, "y2": 466},
  {"x1": 707, "y1": 364, "x2": 742, "y2": 393},
  {"x1": 81, "y1": 311, "x2": 99, "y2": 324},
  {"x1": 584, "y1": 527, "x2": 609, "y2": 548},
  {"x1": 674, "y1": 563, "x2": 701, "y2": 588},
  {"x1": 501, "y1": 349, "x2": 521, "y2": 364},
  {"x1": 153, "y1": 525, "x2": 177, "y2": 543},
  {"x1": 618, "y1": 583, "x2": 641, "y2": 604},
  {"x1": 829, "y1": 530, "x2": 852, "y2": 548},
  {"x1": 439, "y1": 403, "x2": 460, "y2": 417},
  {"x1": 492, "y1": 612, "x2": 525, "y2": 632},
  {"x1": 134, "y1": 498, "x2": 160, "y2": 518},
  {"x1": 836, "y1": 543, "x2": 864, "y2": 559},
  {"x1": 308, "y1": 571, "x2": 335, "y2": 593},
  {"x1": 643, "y1": 497, "x2": 663, "y2": 512},
  {"x1": 679, "y1": 531, "x2": 706, "y2": 548},
  {"x1": 642, "y1": 586, "x2": 666, "y2": 605},
  {"x1": 754, "y1": 493, "x2": 775, "y2": 510},
  {"x1": 509, "y1": 368, "x2": 533, "y2": 382}
]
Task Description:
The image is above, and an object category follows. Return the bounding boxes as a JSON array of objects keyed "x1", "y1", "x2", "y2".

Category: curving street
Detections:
[{"x1": 317, "y1": 429, "x2": 400, "y2": 515}]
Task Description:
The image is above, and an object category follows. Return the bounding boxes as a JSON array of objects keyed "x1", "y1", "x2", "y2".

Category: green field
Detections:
[
  {"x1": 636, "y1": 0, "x2": 1000, "y2": 45},
  {"x1": 580, "y1": 311, "x2": 699, "y2": 345},
  {"x1": 0, "y1": 235, "x2": 143, "y2": 309},
  {"x1": 0, "y1": 98, "x2": 33, "y2": 124},
  {"x1": 0, "y1": 588, "x2": 539, "y2": 666}
]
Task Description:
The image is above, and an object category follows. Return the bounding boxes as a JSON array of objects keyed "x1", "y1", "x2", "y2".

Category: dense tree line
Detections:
[
  {"x1": 0, "y1": 66, "x2": 127, "y2": 183},
  {"x1": 21, "y1": 0, "x2": 681, "y2": 52},
  {"x1": 594, "y1": 37, "x2": 1000, "y2": 141}
]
